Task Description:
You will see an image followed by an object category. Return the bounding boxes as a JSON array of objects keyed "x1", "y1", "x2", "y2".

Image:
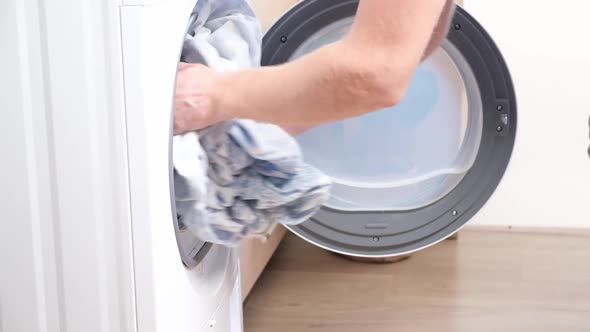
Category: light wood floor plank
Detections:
[{"x1": 244, "y1": 231, "x2": 590, "y2": 332}]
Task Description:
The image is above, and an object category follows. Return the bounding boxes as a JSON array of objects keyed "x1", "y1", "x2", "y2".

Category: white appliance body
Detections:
[
  {"x1": 1, "y1": 0, "x2": 242, "y2": 331},
  {"x1": 4, "y1": 0, "x2": 588, "y2": 330}
]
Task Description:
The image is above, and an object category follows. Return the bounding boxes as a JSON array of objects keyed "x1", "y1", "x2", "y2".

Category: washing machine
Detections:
[{"x1": 1, "y1": 0, "x2": 242, "y2": 331}]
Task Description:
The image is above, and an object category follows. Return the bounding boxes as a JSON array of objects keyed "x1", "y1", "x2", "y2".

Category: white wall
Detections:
[{"x1": 464, "y1": 0, "x2": 590, "y2": 229}]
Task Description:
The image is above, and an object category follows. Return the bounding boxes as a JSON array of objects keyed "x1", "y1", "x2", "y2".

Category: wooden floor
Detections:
[{"x1": 243, "y1": 231, "x2": 590, "y2": 332}]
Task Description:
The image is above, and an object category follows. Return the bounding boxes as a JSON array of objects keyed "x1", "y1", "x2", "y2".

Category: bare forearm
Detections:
[
  {"x1": 215, "y1": 0, "x2": 449, "y2": 127},
  {"x1": 217, "y1": 42, "x2": 395, "y2": 126}
]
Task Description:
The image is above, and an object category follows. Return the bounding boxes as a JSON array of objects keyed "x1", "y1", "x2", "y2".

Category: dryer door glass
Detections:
[{"x1": 290, "y1": 18, "x2": 483, "y2": 211}]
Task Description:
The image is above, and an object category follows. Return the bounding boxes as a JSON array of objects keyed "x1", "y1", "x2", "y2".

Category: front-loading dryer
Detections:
[
  {"x1": 1, "y1": 0, "x2": 243, "y2": 331},
  {"x1": 4, "y1": 0, "x2": 587, "y2": 330}
]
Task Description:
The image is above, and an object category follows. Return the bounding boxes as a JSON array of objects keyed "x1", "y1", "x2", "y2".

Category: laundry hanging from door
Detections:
[{"x1": 173, "y1": 0, "x2": 332, "y2": 246}]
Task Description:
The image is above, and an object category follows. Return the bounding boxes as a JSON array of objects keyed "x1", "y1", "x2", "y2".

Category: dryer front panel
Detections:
[
  {"x1": 119, "y1": 1, "x2": 241, "y2": 331},
  {"x1": 262, "y1": 0, "x2": 517, "y2": 257}
]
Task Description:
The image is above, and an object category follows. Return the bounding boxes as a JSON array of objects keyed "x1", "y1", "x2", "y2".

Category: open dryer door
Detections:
[{"x1": 262, "y1": 0, "x2": 517, "y2": 257}]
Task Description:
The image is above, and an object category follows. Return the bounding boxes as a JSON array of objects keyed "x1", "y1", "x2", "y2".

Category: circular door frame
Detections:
[
  {"x1": 169, "y1": 11, "x2": 213, "y2": 269},
  {"x1": 262, "y1": 0, "x2": 517, "y2": 257}
]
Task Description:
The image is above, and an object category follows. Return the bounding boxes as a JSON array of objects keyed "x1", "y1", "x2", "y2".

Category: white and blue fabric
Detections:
[{"x1": 173, "y1": 0, "x2": 332, "y2": 246}]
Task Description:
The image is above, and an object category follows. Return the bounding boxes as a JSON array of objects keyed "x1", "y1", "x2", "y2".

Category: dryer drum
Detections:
[{"x1": 262, "y1": 0, "x2": 517, "y2": 257}]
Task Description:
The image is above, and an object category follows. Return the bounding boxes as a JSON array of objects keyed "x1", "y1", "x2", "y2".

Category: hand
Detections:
[{"x1": 174, "y1": 63, "x2": 226, "y2": 134}]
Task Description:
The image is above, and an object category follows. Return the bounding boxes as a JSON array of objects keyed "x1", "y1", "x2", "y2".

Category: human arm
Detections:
[{"x1": 174, "y1": 0, "x2": 455, "y2": 134}]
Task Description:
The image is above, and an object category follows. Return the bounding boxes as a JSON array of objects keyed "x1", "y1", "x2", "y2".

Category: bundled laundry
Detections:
[{"x1": 173, "y1": 0, "x2": 331, "y2": 246}]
